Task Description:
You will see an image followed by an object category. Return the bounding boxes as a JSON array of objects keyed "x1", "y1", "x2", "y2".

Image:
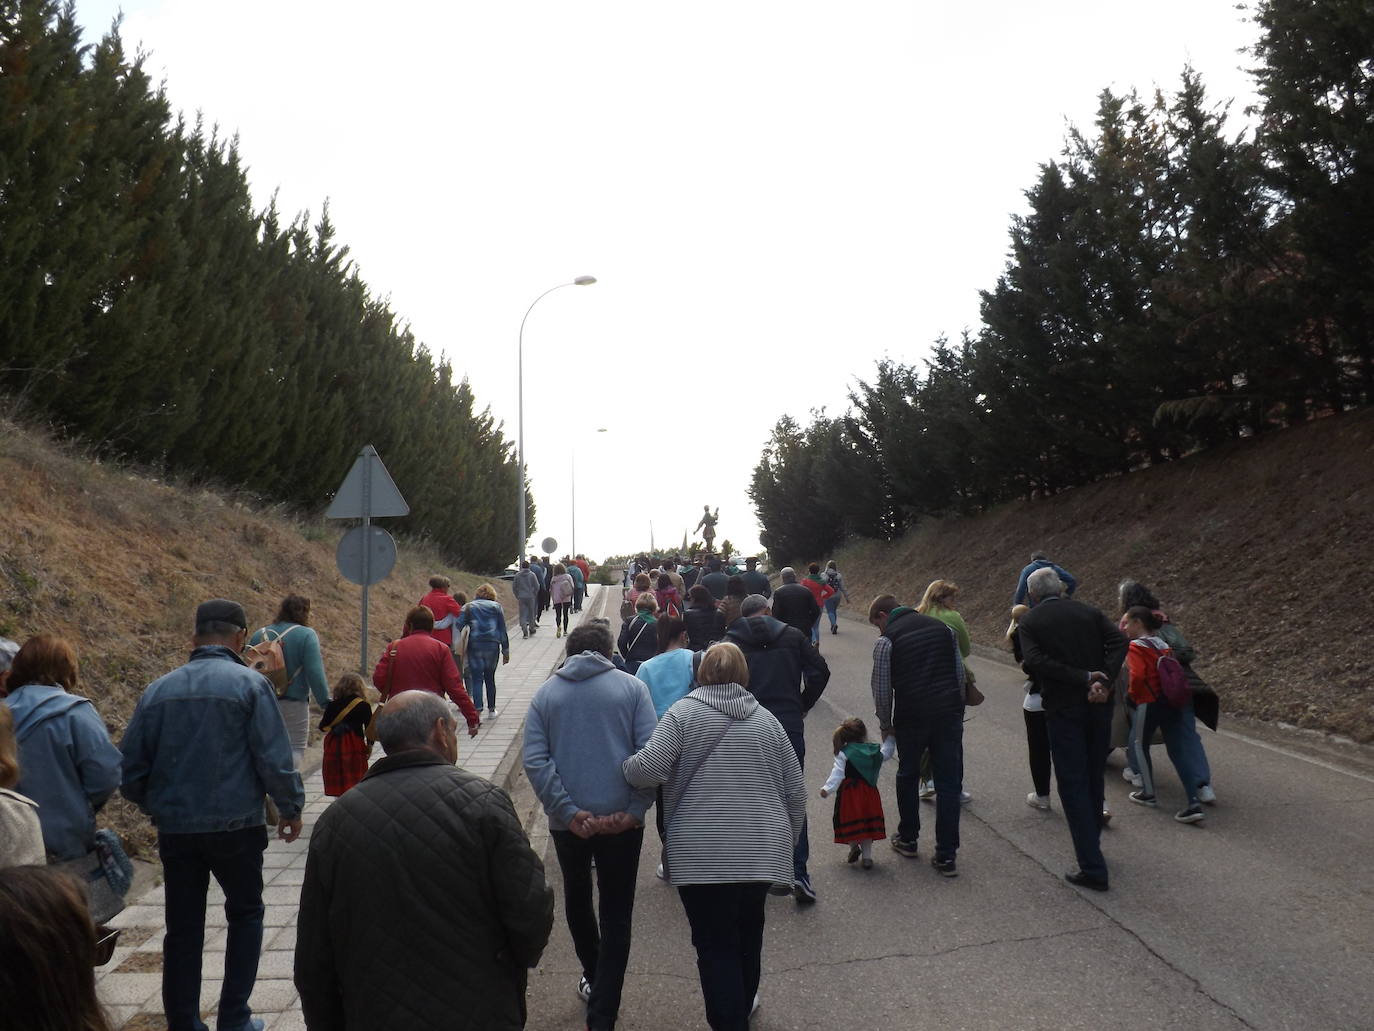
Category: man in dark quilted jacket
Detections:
[{"x1": 295, "y1": 691, "x2": 553, "y2": 1029}]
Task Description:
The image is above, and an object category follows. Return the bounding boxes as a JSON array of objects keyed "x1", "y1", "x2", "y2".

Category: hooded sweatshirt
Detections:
[
  {"x1": 623, "y1": 682, "x2": 806, "y2": 886},
  {"x1": 522, "y1": 651, "x2": 657, "y2": 831},
  {"x1": 4, "y1": 682, "x2": 122, "y2": 860},
  {"x1": 724, "y1": 615, "x2": 830, "y2": 735}
]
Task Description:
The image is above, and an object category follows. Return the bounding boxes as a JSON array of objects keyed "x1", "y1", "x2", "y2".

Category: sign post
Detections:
[{"x1": 327, "y1": 445, "x2": 409, "y2": 672}]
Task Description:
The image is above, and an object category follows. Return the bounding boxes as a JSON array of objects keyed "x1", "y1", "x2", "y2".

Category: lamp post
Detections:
[
  {"x1": 571, "y1": 427, "x2": 608, "y2": 559},
  {"x1": 517, "y1": 275, "x2": 596, "y2": 564}
]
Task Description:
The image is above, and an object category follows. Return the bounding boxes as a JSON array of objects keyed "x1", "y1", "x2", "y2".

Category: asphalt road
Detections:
[{"x1": 522, "y1": 611, "x2": 1374, "y2": 1030}]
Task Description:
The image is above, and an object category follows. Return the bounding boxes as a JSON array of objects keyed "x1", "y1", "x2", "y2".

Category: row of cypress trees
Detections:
[
  {"x1": 752, "y1": 0, "x2": 1374, "y2": 562},
  {"x1": 0, "y1": 1, "x2": 529, "y2": 571}
]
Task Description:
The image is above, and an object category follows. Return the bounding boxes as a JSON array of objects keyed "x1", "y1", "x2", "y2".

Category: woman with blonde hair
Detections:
[
  {"x1": 624, "y1": 642, "x2": 805, "y2": 1028},
  {"x1": 454, "y1": 583, "x2": 511, "y2": 718},
  {"x1": 915, "y1": 581, "x2": 974, "y2": 804},
  {"x1": 0, "y1": 704, "x2": 44, "y2": 867}
]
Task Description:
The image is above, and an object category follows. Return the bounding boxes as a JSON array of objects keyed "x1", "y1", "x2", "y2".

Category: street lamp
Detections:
[
  {"x1": 571, "y1": 427, "x2": 608, "y2": 559},
  {"x1": 517, "y1": 276, "x2": 596, "y2": 564}
]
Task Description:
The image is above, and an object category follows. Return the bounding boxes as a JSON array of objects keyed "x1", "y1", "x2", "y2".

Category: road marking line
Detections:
[{"x1": 1217, "y1": 728, "x2": 1374, "y2": 785}]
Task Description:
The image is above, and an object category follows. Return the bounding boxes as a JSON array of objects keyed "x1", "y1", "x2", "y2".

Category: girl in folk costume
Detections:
[
  {"x1": 319, "y1": 673, "x2": 372, "y2": 797},
  {"x1": 820, "y1": 718, "x2": 895, "y2": 869}
]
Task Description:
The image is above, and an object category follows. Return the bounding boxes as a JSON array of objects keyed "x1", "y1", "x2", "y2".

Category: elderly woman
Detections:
[
  {"x1": 454, "y1": 583, "x2": 510, "y2": 719},
  {"x1": 0, "y1": 704, "x2": 44, "y2": 867},
  {"x1": 248, "y1": 594, "x2": 330, "y2": 768},
  {"x1": 617, "y1": 592, "x2": 659, "y2": 675},
  {"x1": 624, "y1": 642, "x2": 805, "y2": 1030},
  {"x1": 1, "y1": 635, "x2": 121, "y2": 863}
]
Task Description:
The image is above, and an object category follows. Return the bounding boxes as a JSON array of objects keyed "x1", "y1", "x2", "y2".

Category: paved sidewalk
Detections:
[{"x1": 97, "y1": 586, "x2": 606, "y2": 1030}]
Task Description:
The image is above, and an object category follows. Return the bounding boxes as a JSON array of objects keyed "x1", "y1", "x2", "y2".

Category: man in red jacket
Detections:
[
  {"x1": 419, "y1": 576, "x2": 464, "y2": 649},
  {"x1": 373, "y1": 607, "x2": 481, "y2": 735}
]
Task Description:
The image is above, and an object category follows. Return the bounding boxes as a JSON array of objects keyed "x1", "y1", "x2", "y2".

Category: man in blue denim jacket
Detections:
[{"x1": 121, "y1": 598, "x2": 305, "y2": 1031}]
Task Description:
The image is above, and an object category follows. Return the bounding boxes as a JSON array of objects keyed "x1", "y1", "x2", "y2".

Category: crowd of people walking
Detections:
[{"x1": 0, "y1": 545, "x2": 1222, "y2": 1031}]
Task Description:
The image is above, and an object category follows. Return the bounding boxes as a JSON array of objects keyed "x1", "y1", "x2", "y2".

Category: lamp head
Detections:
[{"x1": 573, "y1": 275, "x2": 597, "y2": 286}]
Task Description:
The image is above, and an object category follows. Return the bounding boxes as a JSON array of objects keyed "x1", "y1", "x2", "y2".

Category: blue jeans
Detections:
[
  {"x1": 1045, "y1": 701, "x2": 1113, "y2": 882},
  {"x1": 159, "y1": 826, "x2": 267, "y2": 1031},
  {"x1": 1133, "y1": 701, "x2": 1203, "y2": 804},
  {"x1": 785, "y1": 727, "x2": 809, "y2": 880},
  {"x1": 465, "y1": 642, "x2": 501, "y2": 710},
  {"x1": 1126, "y1": 702, "x2": 1211, "y2": 786},
  {"x1": 893, "y1": 713, "x2": 964, "y2": 860},
  {"x1": 573, "y1": 586, "x2": 586, "y2": 611},
  {"x1": 824, "y1": 597, "x2": 840, "y2": 629}
]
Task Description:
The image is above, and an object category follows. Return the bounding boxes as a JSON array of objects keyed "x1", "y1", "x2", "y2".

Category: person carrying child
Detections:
[
  {"x1": 319, "y1": 673, "x2": 373, "y2": 797},
  {"x1": 820, "y1": 718, "x2": 894, "y2": 869}
]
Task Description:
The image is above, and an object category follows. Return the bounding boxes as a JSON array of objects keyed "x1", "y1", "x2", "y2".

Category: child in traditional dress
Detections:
[
  {"x1": 319, "y1": 672, "x2": 372, "y2": 797},
  {"x1": 820, "y1": 718, "x2": 894, "y2": 869}
]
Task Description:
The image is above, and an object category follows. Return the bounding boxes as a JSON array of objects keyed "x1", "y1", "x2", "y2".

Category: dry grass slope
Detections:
[
  {"x1": 0, "y1": 415, "x2": 516, "y2": 854},
  {"x1": 831, "y1": 409, "x2": 1374, "y2": 744}
]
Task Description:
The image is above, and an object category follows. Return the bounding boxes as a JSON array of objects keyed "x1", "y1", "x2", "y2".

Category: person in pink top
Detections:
[{"x1": 549, "y1": 564, "x2": 575, "y2": 638}]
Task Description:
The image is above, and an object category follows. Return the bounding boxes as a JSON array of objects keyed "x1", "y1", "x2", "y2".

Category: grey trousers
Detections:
[
  {"x1": 518, "y1": 596, "x2": 538, "y2": 633},
  {"x1": 277, "y1": 697, "x2": 310, "y2": 768}
]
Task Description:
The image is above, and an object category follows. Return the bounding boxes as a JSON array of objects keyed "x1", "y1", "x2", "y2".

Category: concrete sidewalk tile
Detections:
[
  {"x1": 265, "y1": 924, "x2": 297, "y2": 950},
  {"x1": 257, "y1": 949, "x2": 296, "y2": 978},
  {"x1": 110, "y1": 906, "x2": 165, "y2": 929},
  {"x1": 97, "y1": 971, "x2": 162, "y2": 1007},
  {"x1": 249, "y1": 978, "x2": 299, "y2": 1011},
  {"x1": 261, "y1": 884, "x2": 302, "y2": 905},
  {"x1": 262, "y1": 905, "x2": 296, "y2": 927},
  {"x1": 270, "y1": 1011, "x2": 308, "y2": 1030}
]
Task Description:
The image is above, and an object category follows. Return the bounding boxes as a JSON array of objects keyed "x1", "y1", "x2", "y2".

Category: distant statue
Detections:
[{"x1": 695, "y1": 505, "x2": 719, "y2": 549}]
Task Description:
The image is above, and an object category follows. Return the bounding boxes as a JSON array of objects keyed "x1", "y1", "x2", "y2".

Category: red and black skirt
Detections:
[
  {"x1": 833, "y1": 776, "x2": 886, "y2": 843},
  {"x1": 322, "y1": 729, "x2": 369, "y2": 797}
]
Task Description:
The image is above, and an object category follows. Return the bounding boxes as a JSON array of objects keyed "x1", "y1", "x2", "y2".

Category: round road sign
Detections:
[
  {"x1": 541, "y1": 537, "x2": 558, "y2": 555},
  {"x1": 337, "y1": 525, "x2": 398, "y2": 586}
]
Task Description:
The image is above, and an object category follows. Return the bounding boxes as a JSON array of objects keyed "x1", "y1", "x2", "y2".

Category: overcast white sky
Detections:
[{"x1": 76, "y1": 1, "x2": 1261, "y2": 563}]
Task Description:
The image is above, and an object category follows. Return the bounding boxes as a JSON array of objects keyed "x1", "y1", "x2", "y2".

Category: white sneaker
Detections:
[
  {"x1": 960, "y1": 790, "x2": 972, "y2": 805},
  {"x1": 1026, "y1": 792, "x2": 1052, "y2": 810},
  {"x1": 486, "y1": 709, "x2": 498, "y2": 720},
  {"x1": 750, "y1": 993, "x2": 760, "y2": 1018},
  {"x1": 1122, "y1": 768, "x2": 1143, "y2": 788},
  {"x1": 918, "y1": 780, "x2": 935, "y2": 800},
  {"x1": 655, "y1": 862, "x2": 666, "y2": 880},
  {"x1": 577, "y1": 975, "x2": 591, "y2": 1002},
  {"x1": 1197, "y1": 784, "x2": 1217, "y2": 805}
]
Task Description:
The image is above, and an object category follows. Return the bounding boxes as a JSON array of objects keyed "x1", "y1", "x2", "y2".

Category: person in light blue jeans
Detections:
[
  {"x1": 454, "y1": 584, "x2": 510, "y2": 717},
  {"x1": 821, "y1": 560, "x2": 850, "y2": 634}
]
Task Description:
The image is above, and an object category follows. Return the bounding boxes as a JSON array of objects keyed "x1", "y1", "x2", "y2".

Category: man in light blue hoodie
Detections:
[{"x1": 523, "y1": 622, "x2": 656, "y2": 1031}]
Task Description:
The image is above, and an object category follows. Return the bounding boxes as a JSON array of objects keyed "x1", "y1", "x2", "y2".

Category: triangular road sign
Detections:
[{"x1": 325, "y1": 445, "x2": 410, "y2": 519}]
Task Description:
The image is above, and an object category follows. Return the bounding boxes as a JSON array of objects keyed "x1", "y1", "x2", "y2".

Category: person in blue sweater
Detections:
[
  {"x1": 1013, "y1": 552, "x2": 1079, "y2": 606},
  {"x1": 523, "y1": 622, "x2": 656, "y2": 1031}
]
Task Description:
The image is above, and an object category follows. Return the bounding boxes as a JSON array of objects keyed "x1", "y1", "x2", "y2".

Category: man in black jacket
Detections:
[
  {"x1": 769, "y1": 567, "x2": 820, "y2": 638},
  {"x1": 725, "y1": 595, "x2": 830, "y2": 903},
  {"x1": 740, "y1": 557, "x2": 771, "y2": 599},
  {"x1": 868, "y1": 594, "x2": 966, "y2": 877},
  {"x1": 295, "y1": 691, "x2": 554, "y2": 1029},
  {"x1": 1016, "y1": 568, "x2": 1127, "y2": 891}
]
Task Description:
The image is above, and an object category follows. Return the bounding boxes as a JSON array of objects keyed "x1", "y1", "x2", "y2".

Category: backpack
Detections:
[
  {"x1": 825, "y1": 569, "x2": 840, "y2": 589},
  {"x1": 1149, "y1": 643, "x2": 1191, "y2": 708},
  {"x1": 243, "y1": 625, "x2": 299, "y2": 699}
]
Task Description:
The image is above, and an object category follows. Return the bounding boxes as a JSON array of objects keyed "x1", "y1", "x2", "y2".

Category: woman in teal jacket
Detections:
[{"x1": 248, "y1": 595, "x2": 329, "y2": 767}]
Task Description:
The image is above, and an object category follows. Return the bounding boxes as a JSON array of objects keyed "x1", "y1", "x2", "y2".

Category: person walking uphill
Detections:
[
  {"x1": 523, "y1": 623, "x2": 657, "y2": 1031},
  {"x1": 454, "y1": 583, "x2": 511, "y2": 718},
  {"x1": 725, "y1": 594, "x2": 830, "y2": 904},
  {"x1": 769, "y1": 567, "x2": 821, "y2": 642},
  {"x1": 550, "y1": 563, "x2": 575, "y2": 638},
  {"x1": 120, "y1": 598, "x2": 305, "y2": 1031},
  {"x1": 247, "y1": 594, "x2": 329, "y2": 768},
  {"x1": 623, "y1": 642, "x2": 806, "y2": 1030},
  {"x1": 373, "y1": 606, "x2": 481, "y2": 736},
  {"x1": 1016, "y1": 568, "x2": 1127, "y2": 891},
  {"x1": 868, "y1": 594, "x2": 967, "y2": 877},
  {"x1": 297, "y1": 691, "x2": 554, "y2": 1031},
  {"x1": 419, "y1": 575, "x2": 464, "y2": 648},
  {"x1": 513, "y1": 561, "x2": 541, "y2": 638}
]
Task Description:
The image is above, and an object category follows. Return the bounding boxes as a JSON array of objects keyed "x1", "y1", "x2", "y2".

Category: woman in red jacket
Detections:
[{"x1": 373, "y1": 607, "x2": 481, "y2": 736}]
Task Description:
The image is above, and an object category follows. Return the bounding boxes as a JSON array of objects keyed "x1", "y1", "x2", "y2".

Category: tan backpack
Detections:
[{"x1": 243, "y1": 625, "x2": 300, "y2": 698}]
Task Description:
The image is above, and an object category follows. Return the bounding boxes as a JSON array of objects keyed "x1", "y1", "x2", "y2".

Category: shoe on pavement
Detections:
[
  {"x1": 918, "y1": 780, "x2": 935, "y2": 800},
  {"x1": 1064, "y1": 869, "x2": 1109, "y2": 892},
  {"x1": 1123, "y1": 768, "x2": 1143, "y2": 788},
  {"x1": 1129, "y1": 790, "x2": 1158, "y2": 808},
  {"x1": 750, "y1": 993, "x2": 761, "y2": 1018},
  {"x1": 577, "y1": 975, "x2": 592, "y2": 1003},
  {"x1": 846, "y1": 843, "x2": 861, "y2": 864},
  {"x1": 556, "y1": 628, "x2": 562, "y2": 638},
  {"x1": 1175, "y1": 804, "x2": 1206, "y2": 824},
  {"x1": 655, "y1": 862, "x2": 666, "y2": 880},
  {"x1": 792, "y1": 875, "x2": 817, "y2": 904},
  {"x1": 486, "y1": 709, "x2": 498, "y2": 719},
  {"x1": 931, "y1": 856, "x2": 958, "y2": 877},
  {"x1": 831, "y1": 624, "x2": 838, "y2": 635},
  {"x1": 1026, "y1": 792, "x2": 1052, "y2": 810},
  {"x1": 960, "y1": 790, "x2": 972, "y2": 805},
  {"x1": 861, "y1": 856, "x2": 874, "y2": 870},
  {"x1": 1101, "y1": 807, "x2": 1113, "y2": 827},
  {"x1": 1197, "y1": 784, "x2": 1217, "y2": 805},
  {"x1": 890, "y1": 835, "x2": 919, "y2": 858},
  {"x1": 766, "y1": 882, "x2": 793, "y2": 896}
]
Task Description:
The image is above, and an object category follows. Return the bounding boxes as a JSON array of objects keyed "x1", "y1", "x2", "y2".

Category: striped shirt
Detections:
[{"x1": 623, "y1": 683, "x2": 805, "y2": 886}]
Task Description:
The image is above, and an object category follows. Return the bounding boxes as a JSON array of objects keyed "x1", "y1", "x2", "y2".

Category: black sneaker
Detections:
[
  {"x1": 1064, "y1": 869, "x2": 1109, "y2": 892},
  {"x1": 890, "y1": 835, "x2": 919, "y2": 858},
  {"x1": 931, "y1": 856, "x2": 958, "y2": 878},
  {"x1": 792, "y1": 875, "x2": 817, "y2": 904},
  {"x1": 1175, "y1": 804, "x2": 1205, "y2": 824},
  {"x1": 831, "y1": 624, "x2": 837, "y2": 635},
  {"x1": 1128, "y1": 790, "x2": 1158, "y2": 808}
]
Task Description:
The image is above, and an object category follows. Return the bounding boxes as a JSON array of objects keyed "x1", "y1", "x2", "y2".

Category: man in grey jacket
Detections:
[
  {"x1": 512, "y1": 560, "x2": 541, "y2": 638},
  {"x1": 523, "y1": 623, "x2": 657, "y2": 1031}
]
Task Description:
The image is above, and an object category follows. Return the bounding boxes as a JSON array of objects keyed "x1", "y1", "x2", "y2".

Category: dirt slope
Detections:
[
  {"x1": 0, "y1": 415, "x2": 516, "y2": 854},
  {"x1": 831, "y1": 409, "x2": 1374, "y2": 743}
]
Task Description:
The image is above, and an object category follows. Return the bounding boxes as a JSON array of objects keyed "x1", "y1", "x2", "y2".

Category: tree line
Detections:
[
  {"x1": 0, "y1": 1, "x2": 530, "y2": 572},
  {"x1": 752, "y1": 0, "x2": 1374, "y2": 562}
]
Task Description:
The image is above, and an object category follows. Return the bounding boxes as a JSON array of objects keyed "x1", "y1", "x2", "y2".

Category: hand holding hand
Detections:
[
  {"x1": 819, "y1": 788, "x2": 829, "y2": 798},
  {"x1": 568, "y1": 810, "x2": 598, "y2": 839}
]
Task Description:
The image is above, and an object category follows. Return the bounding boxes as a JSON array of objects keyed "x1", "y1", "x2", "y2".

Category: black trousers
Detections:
[
  {"x1": 551, "y1": 827, "x2": 644, "y2": 1031},
  {"x1": 1046, "y1": 701, "x2": 1113, "y2": 882},
  {"x1": 1024, "y1": 708, "x2": 1052, "y2": 797},
  {"x1": 678, "y1": 882, "x2": 770, "y2": 1031}
]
